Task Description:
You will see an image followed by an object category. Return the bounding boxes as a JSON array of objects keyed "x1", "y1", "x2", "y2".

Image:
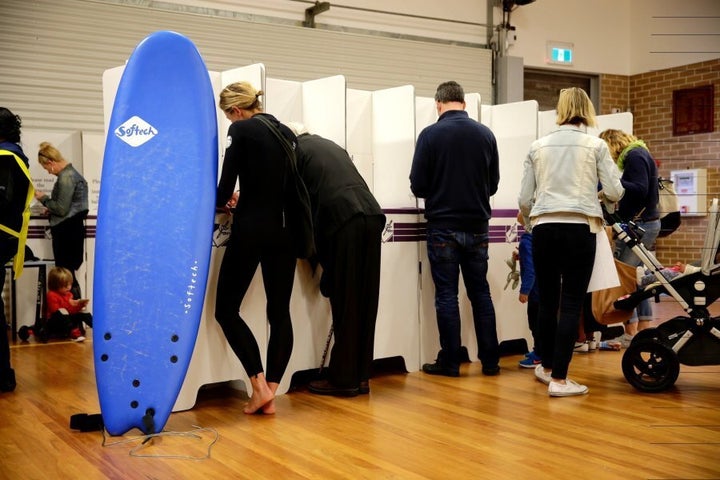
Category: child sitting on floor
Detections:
[
  {"x1": 637, "y1": 262, "x2": 702, "y2": 289},
  {"x1": 46, "y1": 266, "x2": 92, "y2": 342}
]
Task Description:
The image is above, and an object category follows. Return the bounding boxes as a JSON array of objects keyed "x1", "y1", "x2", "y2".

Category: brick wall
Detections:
[
  {"x1": 599, "y1": 74, "x2": 630, "y2": 115},
  {"x1": 600, "y1": 59, "x2": 719, "y2": 265}
]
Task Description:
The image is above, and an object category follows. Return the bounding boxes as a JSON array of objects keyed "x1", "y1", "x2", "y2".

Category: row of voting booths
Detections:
[{"x1": 15, "y1": 61, "x2": 632, "y2": 411}]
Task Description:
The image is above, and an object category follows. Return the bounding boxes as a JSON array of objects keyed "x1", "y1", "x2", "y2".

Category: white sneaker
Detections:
[
  {"x1": 548, "y1": 379, "x2": 589, "y2": 397},
  {"x1": 534, "y1": 364, "x2": 552, "y2": 385},
  {"x1": 573, "y1": 342, "x2": 589, "y2": 353},
  {"x1": 72, "y1": 336, "x2": 86, "y2": 343}
]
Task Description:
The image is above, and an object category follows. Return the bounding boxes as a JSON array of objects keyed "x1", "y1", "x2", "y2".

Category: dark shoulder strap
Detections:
[{"x1": 255, "y1": 115, "x2": 295, "y2": 163}]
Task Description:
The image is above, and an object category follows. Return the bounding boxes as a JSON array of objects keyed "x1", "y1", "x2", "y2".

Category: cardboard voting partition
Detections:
[
  {"x1": 370, "y1": 85, "x2": 420, "y2": 371},
  {"x1": 346, "y1": 88, "x2": 373, "y2": 189}
]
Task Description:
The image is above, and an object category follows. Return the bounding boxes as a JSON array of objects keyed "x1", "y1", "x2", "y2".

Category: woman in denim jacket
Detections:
[{"x1": 519, "y1": 87, "x2": 624, "y2": 397}]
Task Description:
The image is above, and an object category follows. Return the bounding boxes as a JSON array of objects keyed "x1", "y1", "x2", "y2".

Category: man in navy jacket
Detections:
[{"x1": 410, "y1": 81, "x2": 501, "y2": 377}]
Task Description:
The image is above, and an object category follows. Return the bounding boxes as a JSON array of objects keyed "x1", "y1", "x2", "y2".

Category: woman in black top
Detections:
[{"x1": 216, "y1": 81, "x2": 297, "y2": 415}]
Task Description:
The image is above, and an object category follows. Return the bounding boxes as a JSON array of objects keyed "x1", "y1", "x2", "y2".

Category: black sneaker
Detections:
[
  {"x1": 308, "y1": 379, "x2": 359, "y2": 397},
  {"x1": 422, "y1": 361, "x2": 460, "y2": 377},
  {"x1": 482, "y1": 365, "x2": 500, "y2": 376}
]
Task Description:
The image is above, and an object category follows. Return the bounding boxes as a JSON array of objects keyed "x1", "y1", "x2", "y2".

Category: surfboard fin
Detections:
[{"x1": 141, "y1": 410, "x2": 156, "y2": 440}]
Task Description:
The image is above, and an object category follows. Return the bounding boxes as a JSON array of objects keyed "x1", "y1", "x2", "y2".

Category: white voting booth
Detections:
[
  {"x1": 370, "y1": 85, "x2": 422, "y2": 372},
  {"x1": 482, "y1": 100, "x2": 540, "y2": 350},
  {"x1": 91, "y1": 59, "x2": 637, "y2": 411},
  {"x1": 79, "y1": 132, "x2": 104, "y2": 323}
]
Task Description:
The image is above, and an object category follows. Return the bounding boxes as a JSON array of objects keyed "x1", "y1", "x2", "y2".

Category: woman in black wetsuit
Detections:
[{"x1": 215, "y1": 81, "x2": 298, "y2": 415}]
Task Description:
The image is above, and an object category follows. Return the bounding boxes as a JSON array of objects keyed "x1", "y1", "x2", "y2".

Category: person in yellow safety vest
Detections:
[{"x1": 0, "y1": 107, "x2": 34, "y2": 393}]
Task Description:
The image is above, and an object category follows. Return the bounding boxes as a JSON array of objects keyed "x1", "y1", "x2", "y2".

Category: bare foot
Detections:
[
  {"x1": 261, "y1": 381, "x2": 280, "y2": 415},
  {"x1": 243, "y1": 374, "x2": 275, "y2": 414},
  {"x1": 260, "y1": 399, "x2": 276, "y2": 415},
  {"x1": 244, "y1": 389, "x2": 274, "y2": 414}
]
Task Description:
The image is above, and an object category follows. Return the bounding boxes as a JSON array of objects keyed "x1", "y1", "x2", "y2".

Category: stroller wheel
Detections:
[
  {"x1": 36, "y1": 327, "x2": 49, "y2": 343},
  {"x1": 18, "y1": 326, "x2": 30, "y2": 342},
  {"x1": 630, "y1": 327, "x2": 659, "y2": 344},
  {"x1": 622, "y1": 339, "x2": 679, "y2": 392}
]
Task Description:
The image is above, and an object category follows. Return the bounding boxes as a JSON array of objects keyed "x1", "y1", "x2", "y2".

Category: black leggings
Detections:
[
  {"x1": 532, "y1": 223, "x2": 595, "y2": 380},
  {"x1": 214, "y1": 227, "x2": 296, "y2": 383}
]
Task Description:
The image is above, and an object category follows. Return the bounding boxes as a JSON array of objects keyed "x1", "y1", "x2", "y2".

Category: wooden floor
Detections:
[{"x1": 2, "y1": 299, "x2": 720, "y2": 480}]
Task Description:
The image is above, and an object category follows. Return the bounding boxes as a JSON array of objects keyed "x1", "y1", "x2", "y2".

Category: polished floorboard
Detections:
[{"x1": 2, "y1": 299, "x2": 719, "y2": 480}]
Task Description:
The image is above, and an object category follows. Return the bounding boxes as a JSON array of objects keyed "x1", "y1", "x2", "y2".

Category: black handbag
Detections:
[{"x1": 255, "y1": 115, "x2": 316, "y2": 259}]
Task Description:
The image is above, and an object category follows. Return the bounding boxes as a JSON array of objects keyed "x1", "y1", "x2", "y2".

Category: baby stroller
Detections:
[{"x1": 612, "y1": 198, "x2": 720, "y2": 392}]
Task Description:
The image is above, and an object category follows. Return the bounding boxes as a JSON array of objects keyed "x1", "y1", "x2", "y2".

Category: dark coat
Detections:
[
  {"x1": 0, "y1": 141, "x2": 31, "y2": 237},
  {"x1": 295, "y1": 133, "x2": 384, "y2": 240}
]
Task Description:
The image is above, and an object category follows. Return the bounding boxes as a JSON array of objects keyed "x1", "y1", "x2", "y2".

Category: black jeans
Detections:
[
  {"x1": 321, "y1": 214, "x2": 385, "y2": 388},
  {"x1": 532, "y1": 223, "x2": 595, "y2": 380}
]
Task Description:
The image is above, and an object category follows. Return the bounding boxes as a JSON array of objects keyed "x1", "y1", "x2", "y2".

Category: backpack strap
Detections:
[{"x1": 0, "y1": 149, "x2": 34, "y2": 278}]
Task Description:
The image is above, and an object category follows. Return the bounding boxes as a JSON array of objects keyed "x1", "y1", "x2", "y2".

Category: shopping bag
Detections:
[
  {"x1": 591, "y1": 259, "x2": 637, "y2": 325},
  {"x1": 587, "y1": 227, "x2": 620, "y2": 292}
]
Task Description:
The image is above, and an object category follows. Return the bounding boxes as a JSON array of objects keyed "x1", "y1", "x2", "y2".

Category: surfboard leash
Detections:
[{"x1": 99, "y1": 425, "x2": 219, "y2": 460}]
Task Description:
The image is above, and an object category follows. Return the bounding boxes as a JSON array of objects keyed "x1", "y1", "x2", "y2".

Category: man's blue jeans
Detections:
[{"x1": 426, "y1": 228, "x2": 499, "y2": 372}]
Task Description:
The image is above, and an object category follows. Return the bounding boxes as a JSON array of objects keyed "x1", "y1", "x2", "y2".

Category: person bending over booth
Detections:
[{"x1": 288, "y1": 123, "x2": 386, "y2": 397}]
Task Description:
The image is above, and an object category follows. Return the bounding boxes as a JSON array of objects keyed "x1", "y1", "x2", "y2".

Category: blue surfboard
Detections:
[{"x1": 94, "y1": 31, "x2": 217, "y2": 436}]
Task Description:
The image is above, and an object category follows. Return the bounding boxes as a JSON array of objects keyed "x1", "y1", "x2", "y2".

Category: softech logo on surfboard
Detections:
[{"x1": 115, "y1": 115, "x2": 158, "y2": 147}]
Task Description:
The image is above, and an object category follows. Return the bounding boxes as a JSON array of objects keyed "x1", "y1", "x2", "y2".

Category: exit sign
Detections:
[{"x1": 547, "y1": 42, "x2": 574, "y2": 65}]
